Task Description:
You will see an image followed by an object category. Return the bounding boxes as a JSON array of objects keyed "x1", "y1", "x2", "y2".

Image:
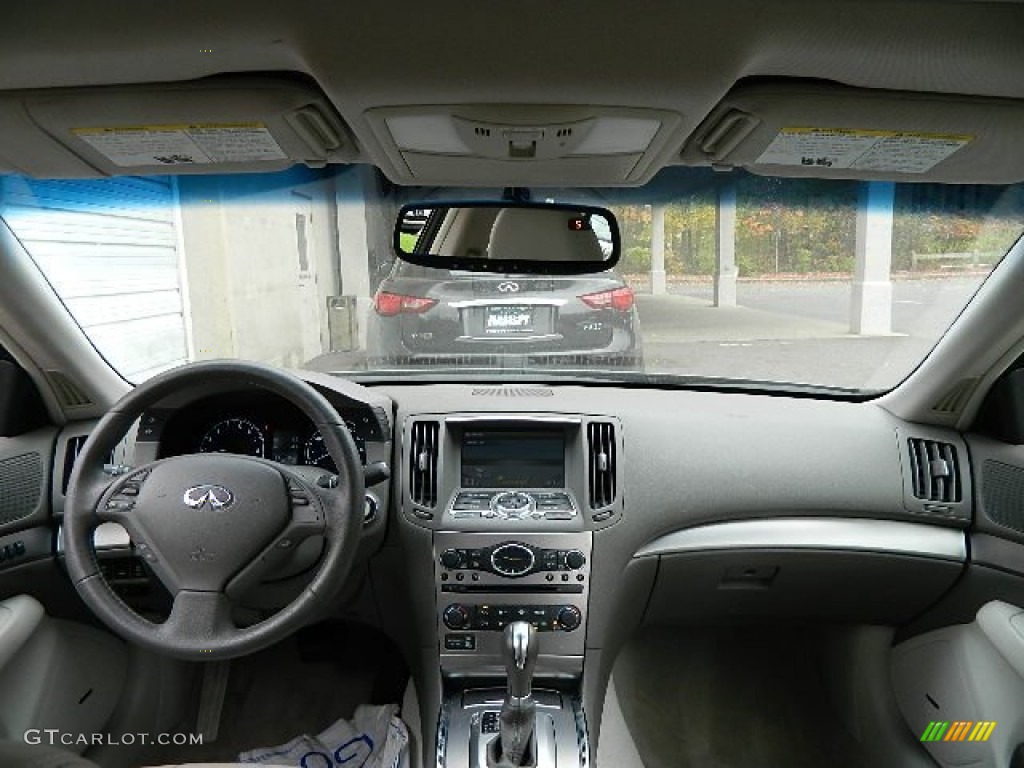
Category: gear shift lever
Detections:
[
  {"x1": 488, "y1": 621, "x2": 539, "y2": 768},
  {"x1": 505, "y1": 620, "x2": 539, "y2": 698}
]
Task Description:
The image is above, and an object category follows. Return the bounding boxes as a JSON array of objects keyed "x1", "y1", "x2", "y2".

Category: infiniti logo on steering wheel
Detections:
[{"x1": 183, "y1": 484, "x2": 234, "y2": 510}]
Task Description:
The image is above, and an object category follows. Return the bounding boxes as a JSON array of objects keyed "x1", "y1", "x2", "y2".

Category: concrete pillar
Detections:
[
  {"x1": 335, "y1": 169, "x2": 373, "y2": 350},
  {"x1": 714, "y1": 183, "x2": 738, "y2": 307},
  {"x1": 850, "y1": 181, "x2": 894, "y2": 335},
  {"x1": 650, "y1": 204, "x2": 667, "y2": 295}
]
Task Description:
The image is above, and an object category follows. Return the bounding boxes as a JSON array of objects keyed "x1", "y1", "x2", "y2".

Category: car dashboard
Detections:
[{"x1": 17, "y1": 373, "x2": 1024, "y2": 768}]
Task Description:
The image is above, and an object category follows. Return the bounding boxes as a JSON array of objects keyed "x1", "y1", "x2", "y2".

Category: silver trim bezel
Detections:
[
  {"x1": 490, "y1": 542, "x2": 537, "y2": 576},
  {"x1": 633, "y1": 517, "x2": 967, "y2": 561},
  {"x1": 56, "y1": 521, "x2": 131, "y2": 553},
  {"x1": 445, "y1": 415, "x2": 583, "y2": 425}
]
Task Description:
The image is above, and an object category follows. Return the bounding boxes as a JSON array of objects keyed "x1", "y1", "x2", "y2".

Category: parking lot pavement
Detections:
[
  {"x1": 662, "y1": 275, "x2": 981, "y2": 338},
  {"x1": 634, "y1": 294, "x2": 852, "y2": 343}
]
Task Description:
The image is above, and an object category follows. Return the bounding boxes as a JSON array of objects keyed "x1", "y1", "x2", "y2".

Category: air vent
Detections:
[
  {"x1": 587, "y1": 422, "x2": 617, "y2": 510},
  {"x1": 61, "y1": 435, "x2": 115, "y2": 495},
  {"x1": 931, "y1": 378, "x2": 979, "y2": 415},
  {"x1": 409, "y1": 421, "x2": 440, "y2": 509},
  {"x1": 45, "y1": 371, "x2": 92, "y2": 408},
  {"x1": 474, "y1": 127, "x2": 492, "y2": 137},
  {"x1": 470, "y1": 387, "x2": 554, "y2": 398},
  {"x1": 907, "y1": 438, "x2": 961, "y2": 503},
  {"x1": 62, "y1": 435, "x2": 88, "y2": 495}
]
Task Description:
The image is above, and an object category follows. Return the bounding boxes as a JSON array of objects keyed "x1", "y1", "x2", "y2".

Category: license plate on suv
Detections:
[{"x1": 485, "y1": 306, "x2": 534, "y2": 334}]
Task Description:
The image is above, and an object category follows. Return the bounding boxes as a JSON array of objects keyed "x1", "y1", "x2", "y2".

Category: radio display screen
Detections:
[{"x1": 461, "y1": 429, "x2": 565, "y2": 488}]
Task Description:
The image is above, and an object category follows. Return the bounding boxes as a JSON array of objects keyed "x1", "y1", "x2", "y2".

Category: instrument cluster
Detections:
[
  {"x1": 196, "y1": 415, "x2": 366, "y2": 470},
  {"x1": 157, "y1": 391, "x2": 386, "y2": 470}
]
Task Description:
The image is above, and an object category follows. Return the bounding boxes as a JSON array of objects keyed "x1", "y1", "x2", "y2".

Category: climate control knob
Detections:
[
  {"x1": 564, "y1": 550, "x2": 586, "y2": 570},
  {"x1": 443, "y1": 604, "x2": 470, "y2": 630},
  {"x1": 439, "y1": 549, "x2": 463, "y2": 569},
  {"x1": 556, "y1": 606, "x2": 582, "y2": 631}
]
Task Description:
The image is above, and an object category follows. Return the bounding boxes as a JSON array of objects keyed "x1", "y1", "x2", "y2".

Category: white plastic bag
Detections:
[{"x1": 239, "y1": 703, "x2": 410, "y2": 768}]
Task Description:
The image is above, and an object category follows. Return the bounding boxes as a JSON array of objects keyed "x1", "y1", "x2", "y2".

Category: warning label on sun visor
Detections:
[
  {"x1": 73, "y1": 123, "x2": 287, "y2": 167},
  {"x1": 755, "y1": 128, "x2": 972, "y2": 174}
]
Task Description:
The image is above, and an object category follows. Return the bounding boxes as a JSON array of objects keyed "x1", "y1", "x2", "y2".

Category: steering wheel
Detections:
[{"x1": 64, "y1": 361, "x2": 365, "y2": 660}]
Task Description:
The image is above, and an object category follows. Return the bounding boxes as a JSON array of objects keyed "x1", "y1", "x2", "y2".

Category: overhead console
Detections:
[
  {"x1": 680, "y1": 79, "x2": 1024, "y2": 184},
  {"x1": 365, "y1": 104, "x2": 684, "y2": 186},
  {"x1": 0, "y1": 74, "x2": 357, "y2": 178}
]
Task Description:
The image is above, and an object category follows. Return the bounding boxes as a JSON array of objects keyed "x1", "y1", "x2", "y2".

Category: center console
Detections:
[
  {"x1": 435, "y1": 530, "x2": 591, "y2": 676},
  {"x1": 403, "y1": 413, "x2": 621, "y2": 768}
]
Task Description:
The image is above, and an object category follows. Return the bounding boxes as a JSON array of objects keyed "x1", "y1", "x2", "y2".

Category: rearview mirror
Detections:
[{"x1": 393, "y1": 202, "x2": 620, "y2": 275}]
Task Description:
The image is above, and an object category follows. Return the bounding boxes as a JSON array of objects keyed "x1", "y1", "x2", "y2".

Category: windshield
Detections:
[{"x1": 2, "y1": 166, "x2": 1021, "y2": 393}]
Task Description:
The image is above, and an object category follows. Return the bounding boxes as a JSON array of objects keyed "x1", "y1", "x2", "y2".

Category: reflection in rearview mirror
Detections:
[{"x1": 393, "y1": 202, "x2": 620, "y2": 275}]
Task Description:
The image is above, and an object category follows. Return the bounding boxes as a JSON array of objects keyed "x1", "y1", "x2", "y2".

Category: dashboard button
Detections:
[
  {"x1": 445, "y1": 634, "x2": 476, "y2": 651},
  {"x1": 443, "y1": 604, "x2": 470, "y2": 630},
  {"x1": 555, "y1": 606, "x2": 582, "y2": 631},
  {"x1": 564, "y1": 550, "x2": 586, "y2": 570},
  {"x1": 439, "y1": 549, "x2": 464, "y2": 569}
]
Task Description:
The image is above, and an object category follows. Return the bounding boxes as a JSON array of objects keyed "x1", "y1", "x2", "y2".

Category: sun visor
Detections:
[
  {"x1": 680, "y1": 81, "x2": 1024, "y2": 184},
  {"x1": 0, "y1": 76, "x2": 357, "y2": 178},
  {"x1": 364, "y1": 105, "x2": 683, "y2": 186}
]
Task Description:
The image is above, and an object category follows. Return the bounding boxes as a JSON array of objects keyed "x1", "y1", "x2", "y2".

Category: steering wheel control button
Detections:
[
  {"x1": 490, "y1": 543, "x2": 536, "y2": 577},
  {"x1": 287, "y1": 483, "x2": 311, "y2": 506}
]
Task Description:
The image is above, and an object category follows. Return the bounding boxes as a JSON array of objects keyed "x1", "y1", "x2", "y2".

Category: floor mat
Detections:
[
  {"x1": 144, "y1": 621, "x2": 408, "y2": 765},
  {"x1": 612, "y1": 626, "x2": 870, "y2": 768}
]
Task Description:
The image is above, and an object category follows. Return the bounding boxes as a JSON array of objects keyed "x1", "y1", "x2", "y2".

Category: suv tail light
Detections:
[
  {"x1": 579, "y1": 286, "x2": 634, "y2": 311},
  {"x1": 374, "y1": 291, "x2": 438, "y2": 316}
]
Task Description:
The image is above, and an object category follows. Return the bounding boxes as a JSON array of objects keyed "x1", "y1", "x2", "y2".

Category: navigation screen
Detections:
[{"x1": 461, "y1": 429, "x2": 565, "y2": 488}]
